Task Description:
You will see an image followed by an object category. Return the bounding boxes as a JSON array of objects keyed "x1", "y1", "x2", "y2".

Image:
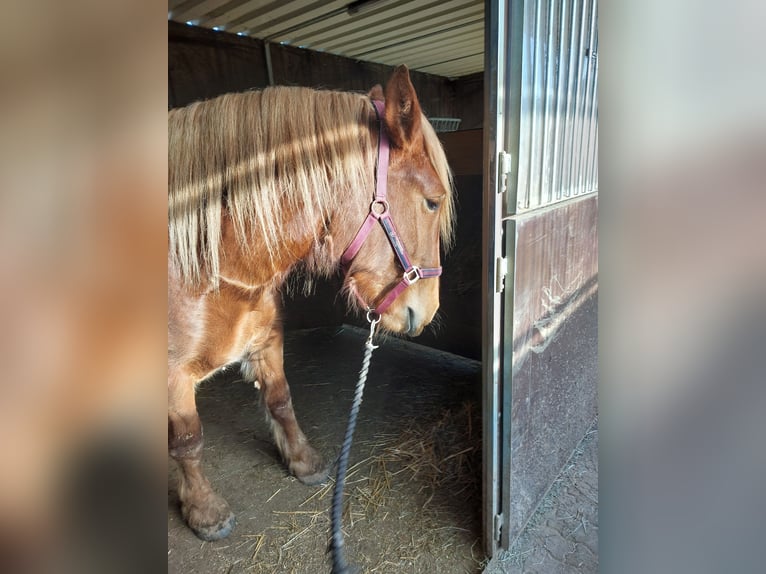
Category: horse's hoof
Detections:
[
  {"x1": 296, "y1": 465, "x2": 330, "y2": 486},
  {"x1": 290, "y1": 447, "x2": 329, "y2": 485},
  {"x1": 182, "y1": 492, "x2": 237, "y2": 541},
  {"x1": 192, "y1": 511, "x2": 236, "y2": 542}
]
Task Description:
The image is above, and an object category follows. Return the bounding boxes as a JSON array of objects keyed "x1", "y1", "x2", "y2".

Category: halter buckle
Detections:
[{"x1": 403, "y1": 266, "x2": 421, "y2": 285}]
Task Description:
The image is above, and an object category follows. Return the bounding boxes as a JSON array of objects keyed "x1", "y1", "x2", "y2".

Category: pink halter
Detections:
[{"x1": 340, "y1": 99, "x2": 442, "y2": 319}]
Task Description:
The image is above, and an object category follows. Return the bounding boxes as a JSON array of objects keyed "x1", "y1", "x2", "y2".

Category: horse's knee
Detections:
[
  {"x1": 266, "y1": 394, "x2": 294, "y2": 423},
  {"x1": 262, "y1": 385, "x2": 328, "y2": 483},
  {"x1": 168, "y1": 414, "x2": 203, "y2": 460}
]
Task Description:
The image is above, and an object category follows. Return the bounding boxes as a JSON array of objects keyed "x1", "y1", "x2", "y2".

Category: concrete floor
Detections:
[
  {"x1": 487, "y1": 424, "x2": 599, "y2": 573},
  {"x1": 167, "y1": 326, "x2": 598, "y2": 573}
]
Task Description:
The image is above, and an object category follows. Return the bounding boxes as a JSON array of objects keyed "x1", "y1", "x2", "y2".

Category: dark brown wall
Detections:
[
  {"x1": 452, "y1": 72, "x2": 484, "y2": 130},
  {"x1": 414, "y1": 173, "x2": 482, "y2": 359},
  {"x1": 169, "y1": 22, "x2": 269, "y2": 108},
  {"x1": 268, "y1": 44, "x2": 457, "y2": 120},
  {"x1": 168, "y1": 21, "x2": 484, "y2": 121}
]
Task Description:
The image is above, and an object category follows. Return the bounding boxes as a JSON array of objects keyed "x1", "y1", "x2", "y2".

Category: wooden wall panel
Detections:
[
  {"x1": 168, "y1": 21, "x2": 269, "y2": 108},
  {"x1": 452, "y1": 72, "x2": 484, "y2": 130},
  {"x1": 168, "y1": 22, "x2": 480, "y2": 122},
  {"x1": 269, "y1": 44, "x2": 457, "y2": 118},
  {"x1": 415, "y1": 173, "x2": 483, "y2": 360},
  {"x1": 439, "y1": 129, "x2": 483, "y2": 176}
]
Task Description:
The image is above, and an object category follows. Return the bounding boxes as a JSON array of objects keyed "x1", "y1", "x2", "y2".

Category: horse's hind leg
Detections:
[
  {"x1": 244, "y1": 325, "x2": 328, "y2": 485},
  {"x1": 168, "y1": 367, "x2": 235, "y2": 540}
]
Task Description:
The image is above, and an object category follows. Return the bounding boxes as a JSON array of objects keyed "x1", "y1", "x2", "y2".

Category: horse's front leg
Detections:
[
  {"x1": 168, "y1": 366, "x2": 236, "y2": 540},
  {"x1": 244, "y1": 325, "x2": 328, "y2": 485}
]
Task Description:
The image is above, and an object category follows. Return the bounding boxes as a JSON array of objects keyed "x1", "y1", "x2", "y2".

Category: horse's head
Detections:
[{"x1": 343, "y1": 66, "x2": 454, "y2": 336}]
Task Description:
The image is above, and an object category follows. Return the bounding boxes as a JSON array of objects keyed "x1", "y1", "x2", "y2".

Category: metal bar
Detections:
[
  {"x1": 416, "y1": 51, "x2": 485, "y2": 73},
  {"x1": 592, "y1": 128, "x2": 598, "y2": 192},
  {"x1": 585, "y1": 63, "x2": 599, "y2": 192},
  {"x1": 577, "y1": 0, "x2": 594, "y2": 195},
  {"x1": 577, "y1": 0, "x2": 598, "y2": 193},
  {"x1": 583, "y1": 1, "x2": 599, "y2": 192},
  {"x1": 561, "y1": 0, "x2": 580, "y2": 198},
  {"x1": 569, "y1": 0, "x2": 589, "y2": 196},
  {"x1": 362, "y1": 28, "x2": 484, "y2": 64},
  {"x1": 229, "y1": 0, "x2": 346, "y2": 35},
  {"x1": 323, "y1": 8, "x2": 484, "y2": 53},
  {"x1": 482, "y1": 0, "x2": 506, "y2": 558},
  {"x1": 171, "y1": 0, "x2": 224, "y2": 22},
  {"x1": 350, "y1": 19, "x2": 484, "y2": 60},
  {"x1": 540, "y1": 0, "x2": 558, "y2": 205},
  {"x1": 419, "y1": 54, "x2": 485, "y2": 77},
  {"x1": 516, "y1": 0, "x2": 535, "y2": 211},
  {"x1": 259, "y1": 0, "x2": 438, "y2": 41},
  {"x1": 505, "y1": 0, "x2": 524, "y2": 215},
  {"x1": 264, "y1": 41, "x2": 274, "y2": 86},
  {"x1": 527, "y1": 0, "x2": 545, "y2": 210},
  {"x1": 551, "y1": 0, "x2": 571, "y2": 202},
  {"x1": 590, "y1": 74, "x2": 599, "y2": 191}
]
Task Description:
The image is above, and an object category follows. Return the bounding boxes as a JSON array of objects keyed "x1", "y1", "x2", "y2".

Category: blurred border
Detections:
[
  {"x1": 601, "y1": 1, "x2": 766, "y2": 573},
  {"x1": 1, "y1": 1, "x2": 764, "y2": 572},
  {"x1": 0, "y1": 1, "x2": 166, "y2": 572}
]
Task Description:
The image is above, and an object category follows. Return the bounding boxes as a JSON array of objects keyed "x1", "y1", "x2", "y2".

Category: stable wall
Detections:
[{"x1": 168, "y1": 21, "x2": 483, "y2": 124}]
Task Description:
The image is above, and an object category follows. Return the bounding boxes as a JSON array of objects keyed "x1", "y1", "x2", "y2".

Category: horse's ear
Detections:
[
  {"x1": 383, "y1": 65, "x2": 423, "y2": 149},
  {"x1": 368, "y1": 84, "x2": 384, "y2": 100}
]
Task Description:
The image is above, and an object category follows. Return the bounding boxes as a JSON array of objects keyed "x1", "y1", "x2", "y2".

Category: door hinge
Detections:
[
  {"x1": 494, "y1": 513, "x2": 504, "y2": 542},
  {"x1": 498, "y1": 151, "x2": 512, "y2": 195},
  {"x1": 495, "y1": 256, "x2": 508, "y2": 293}
]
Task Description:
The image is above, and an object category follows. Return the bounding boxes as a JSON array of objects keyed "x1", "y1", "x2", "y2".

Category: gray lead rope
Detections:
[{"x1": 330, "y1": 315, "x2": 380, "y2": 574}]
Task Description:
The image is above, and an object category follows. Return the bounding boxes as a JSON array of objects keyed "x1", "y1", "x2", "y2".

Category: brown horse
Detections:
[{"x1": 168, "y1": 66, "x2": 455, "y2": 541}]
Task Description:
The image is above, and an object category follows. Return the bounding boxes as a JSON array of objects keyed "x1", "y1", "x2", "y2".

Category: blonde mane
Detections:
[
  {"x1": 168, "y1": 86, "x2": 455, "y2": 287},
  {"x1": 420, "y1": 115, "x2": 456, "y2": 250}
]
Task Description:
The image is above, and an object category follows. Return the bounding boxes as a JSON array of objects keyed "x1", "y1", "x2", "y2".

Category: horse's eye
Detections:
[{"x1": 425, "y1": 198, "x2": 440, "y2": 212}]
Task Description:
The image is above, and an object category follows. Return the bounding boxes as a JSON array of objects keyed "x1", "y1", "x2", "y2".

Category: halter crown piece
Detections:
[{"x1": 340, "y1": 99, "x2": 442, "y2": 319}]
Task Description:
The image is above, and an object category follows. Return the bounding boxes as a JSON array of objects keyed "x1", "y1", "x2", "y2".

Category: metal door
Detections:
[{"x1": 483, "y1": 0, "x2": 599, "y2": 558}]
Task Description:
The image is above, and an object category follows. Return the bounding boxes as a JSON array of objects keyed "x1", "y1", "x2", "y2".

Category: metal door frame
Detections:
[
  {"x1": 483, "y1": 0, "x2": 599, "y2": 559},
  {"x1": 481, "y1": 0, "x2": 513, "y2": 557}
]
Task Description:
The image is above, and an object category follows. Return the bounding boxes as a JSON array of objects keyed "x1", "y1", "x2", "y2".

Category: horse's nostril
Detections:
[{"x1": 407, "y1": 307, "x2": 416, "y2": 334}]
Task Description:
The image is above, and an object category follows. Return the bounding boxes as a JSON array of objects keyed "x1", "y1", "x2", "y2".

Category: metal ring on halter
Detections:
[
  {"x1": 370, "y1": 199, "x2": 389, "y2": 218},
  {"x1": 366, "y1": 309, "x2": 381, "y2": 324},
  {"x1": 403, "y1": 266, "x2": 421, "y2": 285}
]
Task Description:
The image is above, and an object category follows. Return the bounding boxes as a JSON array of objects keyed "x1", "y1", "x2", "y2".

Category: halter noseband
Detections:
[{"x1": 340, "y1": 99, "x2": 442, "y2": 318}]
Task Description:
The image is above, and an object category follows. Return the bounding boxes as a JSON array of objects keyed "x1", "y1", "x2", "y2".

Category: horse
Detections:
[{"x1": 168, "y1": 65, "x2": 455, "y2": 541}]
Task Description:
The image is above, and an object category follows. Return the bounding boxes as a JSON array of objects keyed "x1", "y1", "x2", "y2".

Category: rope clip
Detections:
[{"x1": 365, "y1": 309, "x2": 380, "y2": 350}]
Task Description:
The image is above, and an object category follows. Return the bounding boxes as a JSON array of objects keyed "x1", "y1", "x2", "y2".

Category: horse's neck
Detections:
[
  {"x1": 216, "y1": 213, "x2": 316, "y2": 288},
  {"x1": 218, "y1": 113, "x2": 375, "y2": 287}
]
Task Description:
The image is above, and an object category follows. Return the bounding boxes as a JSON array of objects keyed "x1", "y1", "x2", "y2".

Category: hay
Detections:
[
  {"x1": 246, "y1": 402, "x2": 484, "y2": 574},
  {"x1": 357, "y1": 401, "x2": 481, "y2": 512}
]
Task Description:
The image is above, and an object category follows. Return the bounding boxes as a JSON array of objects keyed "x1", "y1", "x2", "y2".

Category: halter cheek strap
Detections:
[{"x1": 340, "y1": 99, "x2": 442, "y2": 317}]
